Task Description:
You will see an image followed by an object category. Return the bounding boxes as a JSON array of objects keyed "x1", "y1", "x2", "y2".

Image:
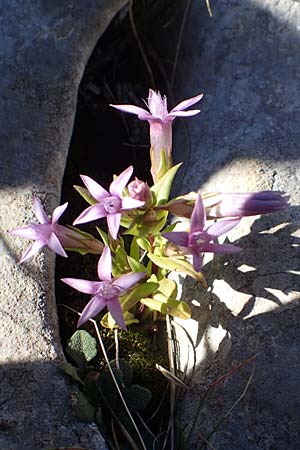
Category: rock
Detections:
[
  {"x1": 173, "y1": 1, "x2": 300, "y2": 448},
  {"x1": 0, "y1": 1, "x2": 127, "y2": 449}
]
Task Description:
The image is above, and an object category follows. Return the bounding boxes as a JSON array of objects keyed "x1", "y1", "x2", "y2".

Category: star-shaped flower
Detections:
[
  {"x1": 73, "y1": 166, "x2": 144, "y2": 239},
  {"x1": 111, "y1": 90, "x2": 203, "y2": 182},
  {"x1": 163, "y1": 194, "x2": 241, "y2": 272},
  {"x1": 10, "y1": 196, "x2": 68, "y2": 263},
  {"x1": 62, "y1": 246, "x2": 145, "y2": 329}
]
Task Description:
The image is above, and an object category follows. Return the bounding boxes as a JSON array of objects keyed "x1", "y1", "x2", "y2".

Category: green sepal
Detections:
[
  {"x1": 73, "y1": 185, "x2": 97, "y2": 205},
  {"x1": 150, "y1": 163, "x2": 182, "y2": 206}
]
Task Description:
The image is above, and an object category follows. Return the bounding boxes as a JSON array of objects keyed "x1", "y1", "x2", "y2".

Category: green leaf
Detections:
[
  {"x1": 124, "y1": 385, "x2": 152, "y2": 411},
  {"x1": 141, "y1": 297, "x2": 191, "y2": 319},
  {"x1": 73, "y1": 185, "x2": 97, "y2": 205},
  {"x1": 109, "y1": 359, "x2": 133, "y2": 387},
  {"x1": 150, "y1": 163, "x2": 182, "y2": 205},
  {"x1": 155, "y1": 278, "x2": 178, "y2": 299},
  {"x1": 74, "y1": 392, "x2": 95, "y2": 423},
  {"x1": 66, "y1": 330, "x2": 98, "y2": 368},
  {"x1": 60, "y1": 363, "x2": 83, "y2": 385},
  {"x1": 96, "y1": 227, "x2": 109, "y2": 246},
  {"x1": 136, "y1": 237, "x2": 152, "y2": 253},
  {"x1": 130, "y1": 237, "x2": 140, "y2": 261},
  {"x1": 126, "y1": 256, "x2": 146, "y2": 273},
  {"x1": 148, "y1": 254, "x2": 207, "y2": 285}
]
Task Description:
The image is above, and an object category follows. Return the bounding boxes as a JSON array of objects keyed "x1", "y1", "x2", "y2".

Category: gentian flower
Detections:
[
  {"x1": 61, "y1": 246, "x2": 145, "y2": 329},
  {"x1": 10, "y1": 196, "x2": 68, "y2": 263},
  {"x1": 203, "y1": 191, "x2": 289, "y2": 219},
  {"x1": 162, "y1": 194, "x2": 241, "y2": 272},
  {"x1": 127, "y1": 178, "x2": 152, "y2": 205},
  {"x1": 73, "y1": 166, "x2": 144, "y2": 239},
  {"x1": 111, "y1": 90, "x2": 203, "y2": 182}
]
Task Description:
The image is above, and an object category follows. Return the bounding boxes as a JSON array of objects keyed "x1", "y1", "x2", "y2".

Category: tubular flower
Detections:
[
  {"x1": 203, "y1": 191, "x2": 290, "y2": 219},
  {"x1": 127, "y1": 178, "x2": 152, "y2": 205},
  {"x1": 61, "y1": 246, "x2": 145, "y2": 329},
  {"x1": 162, "y1": 194, "x2": 241, "y2": 272},
  {"x1": 111, "y1": 90, "x2": 203, "y2": 182},
  {"x1": 10, "y1": 196, "x2": 68, "y2": 263},
  {"x1": 73, "y1": 166, "x2": 144, "y2": 239}
]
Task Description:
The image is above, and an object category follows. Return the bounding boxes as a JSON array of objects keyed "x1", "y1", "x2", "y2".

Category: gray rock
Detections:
[
  {"x1": 173, "y1": 1, "x2": 300, "y2": 449},
  {"x1": 0, "y1": 1, "x2": 126, "y2": 449}
]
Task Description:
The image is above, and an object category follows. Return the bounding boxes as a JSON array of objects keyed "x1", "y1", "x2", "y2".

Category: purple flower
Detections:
[
  {"x1": 111, "y1": 90, "x2": 203, "y2": 182},
  {"x1": 61, "y1": 246, "x2": 145, "y2": 329},
  {"x1": 73, "y1": 166, "x2": 144, "y2": 239},
  {"x1": 10, "y1": 196, "x2": 68, "y2": 263},
  {"x1": 203, "y1": 191, "x2": 289, "y2": 219},
  {"x1": 127, "y1": 178, "x2": 152, "y2": 204},
  {"x1": 162, "y1": 194, "x2": 241, "y2": 272}
]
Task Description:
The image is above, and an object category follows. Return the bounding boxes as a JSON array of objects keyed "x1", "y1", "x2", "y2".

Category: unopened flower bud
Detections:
[{"x1": 128, "y1": 178, "x2": 152, "y2": 204}]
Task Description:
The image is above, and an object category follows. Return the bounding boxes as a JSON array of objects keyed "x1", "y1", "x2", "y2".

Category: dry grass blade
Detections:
[{"x1": 156, "y1": 364, "x2": 188, "y2": 389}]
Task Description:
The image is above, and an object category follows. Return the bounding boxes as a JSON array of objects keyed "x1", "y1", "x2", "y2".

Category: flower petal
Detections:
[
  {"x1": 47, "y1": 232, "x2": 67, "y2": 258},
  {"x1": 167, "y1": 110, "x2": 201, "y2": 119},
  {"x1": 162, "y1": 231, "x2": 189, "y2": 247},
  {"x1": 10, "y1": 224, "x2": 47, "y2": 240},
  {"x1": 113, "y1": 271, "x2": 145, "y2": 292},
  {"x1": 73, "y1": 204, "x2": 107, "y2": 225},
  {"x1": 207, "y1": 218, "x2": 241, "y2": 238},
  {"x1": 110, "y1": 166, "x2": 133, "y2": 197},
  {"x1": 190, "y1": 194, "x2": 206, "y2": 233},
  {"x1": 97, "y1": 245, "x2": 112, "y2": 281},
  {"x1": 110, "y1": 104, "x2": 150, "y2": 118},
  {"x1": 171, "y1": 93, "x2": 203, "y2": 112},
  {"x1": 192, "y1": 252, "x2": 203, "y2": 272},
  {"x1": 80, "y1": 175, "x2": 109, "y2": 202},
  {"x1": 107, "y1": 298, "x2": 126, "y2": 330},
  {"x1": 19, "y1": 240, "x2": 45, "y2": 264},
  {"x1": 77, "y1": 295, "x2": 106, "y2": 328},
  {"x1": 52, "y1": 202, "x2": 68, "y2": 224},
  {"x1": 33, "y1": 196, "x2": 50, "y2": 224},
  {"x1": 121, "y1": 197, "x2": 145, "y2": 210},
  {"x1": 61, "y1": 277, "x2": 100, "y2": 294},
  {"x1": 107, "y1": 213, "x2": 121, "y2": 240}
]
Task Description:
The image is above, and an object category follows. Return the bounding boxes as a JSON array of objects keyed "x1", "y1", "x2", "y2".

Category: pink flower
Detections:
[
  {"x1": 127, "y1": 178, "x2": 152, "y2": 204},
  {"x1": 61, "y1": 246, "x2": 145, "y2": 329},
  {"x1": 162, "y1": 194, "x2": 241, "y2": 272},
  {"x1": 73, "y1": 166, "x2": 144, "y2": 239},
  {"x1": 10, "y1": 196, "x2": 68, "y2": 263},
  {"x1": 111, "y1": 90, "x2": 203, "y2": 182},
  {"x1": 204, "y1": 191, "x2": 289, "y2": 218}
]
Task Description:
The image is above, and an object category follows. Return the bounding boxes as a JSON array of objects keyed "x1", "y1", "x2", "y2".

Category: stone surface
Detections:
[
  {"x1": 0, "y1": 1, "x2": 126, "y2": 449},
  {"x1": 173, "y1": 1, "x2": 300, "y2": 449}
]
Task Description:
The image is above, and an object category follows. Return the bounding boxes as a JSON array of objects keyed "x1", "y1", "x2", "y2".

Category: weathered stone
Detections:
[
  {"x1": 173, "y1": 1, "x2": 300, "y2": 448},
  {"x1": 0, "y1": 1, "x2": 126, "y2": 449}
]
